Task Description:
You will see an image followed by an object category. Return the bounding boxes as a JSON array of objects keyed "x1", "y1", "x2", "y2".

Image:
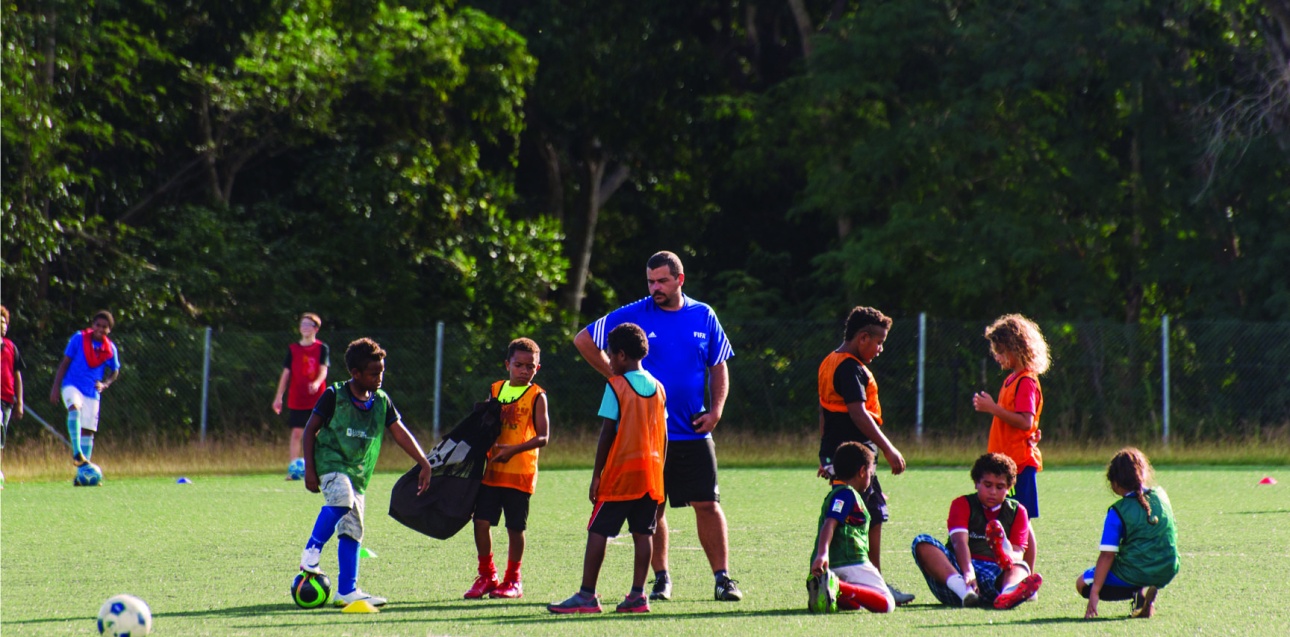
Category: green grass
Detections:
[{"x1": 3, "y1": 466, "x2": 1287, "y2": 636}]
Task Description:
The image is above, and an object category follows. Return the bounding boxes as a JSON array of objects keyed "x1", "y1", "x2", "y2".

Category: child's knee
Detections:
[{"x1": 1074, "y1": 574, "x2": 1088, "y2": 595}]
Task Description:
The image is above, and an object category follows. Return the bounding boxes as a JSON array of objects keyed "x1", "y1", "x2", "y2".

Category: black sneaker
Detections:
[
  {"x1": 649, "y1": 577, "x2": 672, "y2": 601},
  {"x1": 714, "y1": 577, "x2": 744, "y2": 601},
  {"x1": 889, "y1": 585, "x2": 916, "y2": 606}
]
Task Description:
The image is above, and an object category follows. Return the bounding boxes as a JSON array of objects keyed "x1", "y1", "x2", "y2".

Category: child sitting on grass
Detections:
[
  {"x1": 548, "y1": 323, "x2": 667, "y2": 615},
  {"x1": 1078, "y1": 447, "x2": 1180, "y2": 619},
  {"x1": 911, "y1": 453, "x2": 1043, "y2": 609},
  {"x1": 298, "y1": 338, "x2": 433, "y2": 607},
  {"x1": 808, "y1": 441, "x2": 896, "y2": 613}
]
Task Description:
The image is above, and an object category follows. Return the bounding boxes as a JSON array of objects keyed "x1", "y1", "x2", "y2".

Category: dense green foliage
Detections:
[
  {"x1": 3, "y1": 468, "x2": 1288, "y2": 635},
  {"x1": 4, "y1": 0, "x2": 1288, "y2": 342}
]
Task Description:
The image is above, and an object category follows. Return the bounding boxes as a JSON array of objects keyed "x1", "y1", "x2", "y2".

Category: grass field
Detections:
[{"x1": 2, "y1": 465, "x2": 1287, "y2": 636}]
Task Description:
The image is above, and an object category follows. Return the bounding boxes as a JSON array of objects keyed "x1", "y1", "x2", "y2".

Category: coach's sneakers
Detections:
[
  {"x1": 649, "y1": 576, "x2": 672, "y2": 601},
  {"x1": 889, "y1": 584, "x2": 916, "y2": 606},
  {"x1": 1130, "y1": 586, "x2": 1157, "y2": 618},
  {"x1": 985, "y1": 519, "x2": 1015, "y2": 571},
  {"x1": 490, "y1": 578, "x2": 522, "y2": 599},
  {"x1": 333, "y1": 589, "x2": 387, "y2": 607},
  {"x1": 807, "y1": 571, "x2": 840, "y2": 613},
  {"x1": 616, "y1": 593, "x2": 650, "y2": 613},
  {"x1": 547, "y1": 591, "x2": 602, "y2": 614},
  {"x1": 300, "y1": 547, "x2": 323, "y2": 575},
  {"x1": 993, "y1": 573, "x2": 1043, "y2": 610},
  {"x1": 715, "y1": 576, "x2": 744, "y2": 601},
  {"x1": 464, "y1": 574, "x2": 499, "y2": 599}
]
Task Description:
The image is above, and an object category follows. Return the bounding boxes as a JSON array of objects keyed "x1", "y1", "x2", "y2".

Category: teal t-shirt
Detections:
[{"x1": 597, "y1": 370, "x2": 666, "y2": 425}]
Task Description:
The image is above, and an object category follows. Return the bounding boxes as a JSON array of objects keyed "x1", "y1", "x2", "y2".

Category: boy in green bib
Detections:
[
  {"x1": 808, "y1": 442, "x2": 896, "y2": 613},
  {"x1": 298, "y1": 338, "x2": 433, "y2": 607}
]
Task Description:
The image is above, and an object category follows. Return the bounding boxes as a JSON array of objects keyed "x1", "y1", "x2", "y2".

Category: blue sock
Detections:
[
  {"x1": 338, "y1": 535, "x2": 360, "y2": 595},
  {"x1": 307, "y1": 506, "x2": 348, "y2": 550},
  {"x1": 80, "y1": 436, "x2": 94, "y2": 460},
  {"x1": 67, "y1": 410, "x2": 82, "y2": 458}
]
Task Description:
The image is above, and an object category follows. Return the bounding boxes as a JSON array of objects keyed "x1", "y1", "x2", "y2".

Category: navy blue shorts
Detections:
[
  {"x1": 1010, "y1": 466, "x2": 1039, "y2": 518},
  {"x1": 911, "y1": 535, "x2": 1005, "y2": 604}
]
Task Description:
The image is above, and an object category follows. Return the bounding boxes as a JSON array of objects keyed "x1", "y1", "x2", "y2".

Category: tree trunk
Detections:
[{"x1": 561, "y1": 137, "x2": 631, "y2": 317}]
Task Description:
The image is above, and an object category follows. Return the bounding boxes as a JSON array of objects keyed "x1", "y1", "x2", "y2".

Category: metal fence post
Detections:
[
  {"x1": 917, "y1": 312, "x2": 926, "y2": 440},
  {"x1": 200, "y1": 326, "x2": 212, "y2": 443},
  {"x1": 1161, "y1": 315, "x2": 1170, "y2": 445},
  {"x1": 433, "y1": 321, "x2": 444, "y2": 440}
]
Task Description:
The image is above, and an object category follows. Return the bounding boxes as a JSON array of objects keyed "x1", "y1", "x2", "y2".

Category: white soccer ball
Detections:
[{"x1": 97, "y1": 594, "x2": 152, "y2": 636}]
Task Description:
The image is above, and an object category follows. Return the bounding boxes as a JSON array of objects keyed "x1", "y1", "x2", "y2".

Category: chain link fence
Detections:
[{"x1": 11, "y1": 318, "x2": 1289, "y2": 445}]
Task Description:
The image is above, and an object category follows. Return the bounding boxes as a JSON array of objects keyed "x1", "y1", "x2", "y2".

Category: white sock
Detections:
[
  {"x1": 1001, "y1": 582, "x2": 1018, "y2": 595},
  {"x1": 946, "y1": 574, "x2": 970, "y2": 600}
]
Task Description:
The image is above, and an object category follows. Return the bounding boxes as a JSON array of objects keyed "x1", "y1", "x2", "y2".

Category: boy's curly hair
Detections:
[
  {"x1": 507, "y1": 337, "x2": 541, "y2": 360},
  {"x1": 345, "y1": 338, "x2": 386, "y2": 372},
  {"x1": 844, "y1": 306, "x2": 892, "y2": 341},
  {"x1": 984, "y1": 314, "x2": 1050, "y2": 374},
  {"x1": 970, "y1": 453, "x2": 1018, "y2": 486},
  {"x1": 91, "y1": 310, "x2": 115, "y2": 329},
  {"x1": 607, "y1": 323, "x2": 649, "y2": 361},
  {"x1": 832, "y1": 441, "x2": 875, "y2": 482}
]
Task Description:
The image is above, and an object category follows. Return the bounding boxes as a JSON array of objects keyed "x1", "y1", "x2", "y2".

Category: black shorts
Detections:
[
  {"x1": 588, "y1": 495, "x2": 660, "y2": 538},
  {"x1": 287, "y1": 408, "x2": 312, "y2": 430},
  {"x1": 861, "y1": 473, "x2": 890, "y2": 523},
  {"x1": 474, "y1": 484, "x2": 532, "y2": 531},
  {"x1": 664, "y1": 438, "x2": 720, "y2": 508}
]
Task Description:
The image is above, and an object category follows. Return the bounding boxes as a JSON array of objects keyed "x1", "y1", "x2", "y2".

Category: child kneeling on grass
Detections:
[
  {"x1": 548, "y1": 323, "x2": 667, "y2": 615},
  {"x1": 298, "y1": 338, "x2": 433, "y2": 607},
  {"x1": 808, "y1": 441, "x2": 896, "y2": 613},
  {"x1": 1078, "y1": 447, "x2": 1179, "y2": 619},
  {"x1": 911, "y1": 453, "x2": 1043, "y2": 610}
]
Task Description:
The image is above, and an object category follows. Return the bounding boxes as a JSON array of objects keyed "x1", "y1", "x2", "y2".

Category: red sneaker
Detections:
[
  {"x1": 985, "y1": 519, "x2": 1014, "y2": 571},
  {"x1": 490, "y1": 579, "x2": 523, "y2": 599},
  {"x1": 993, "y1": 573, "x2": 1043, "y2": 610},
  {"x1": 464, "y1": 574, "x2": 499, "y2": 599}
]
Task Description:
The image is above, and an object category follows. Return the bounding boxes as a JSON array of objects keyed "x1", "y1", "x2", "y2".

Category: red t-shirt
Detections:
[
  {"x1": 284, "y1": 341, "x2": 330, "y2": 410},
  {"x1": 947, "y1": 495, "x2": 1031, "y2": 562},
  {"x1": 1, "y1": 337, "x2": 24, "y2": 404}
]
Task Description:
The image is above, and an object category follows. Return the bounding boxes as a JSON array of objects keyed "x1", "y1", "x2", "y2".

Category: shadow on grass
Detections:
[{"x1": 1230, "y1": 509, "x2": 1290, "y2": 515}]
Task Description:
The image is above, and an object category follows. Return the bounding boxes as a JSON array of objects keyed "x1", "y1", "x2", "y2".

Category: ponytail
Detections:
[
  {"x1": 1135, "y1": 489, "x2": 1158, "y2": 525},
  {"x1": 1107, "y1": 447, "x2": 1159, "y2": 524}
]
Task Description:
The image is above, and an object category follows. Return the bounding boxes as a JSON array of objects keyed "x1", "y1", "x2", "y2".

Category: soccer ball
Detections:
[
  {"x1": 97, "y1": 594, "x2": 152, "y2": 636},
  {"x1": 292, "y1": 571, "x2": 332, "y2": 609},
  {"x1": 75, "y1": 462, "x2": 104, "y2": 486},
  {"x1": 288, "y1": 457, "x2": 305, "y2": 480}
]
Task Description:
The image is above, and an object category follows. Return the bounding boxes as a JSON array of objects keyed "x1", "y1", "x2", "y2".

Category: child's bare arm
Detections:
[
  {"x1": 1084, "y1": 551, "x2": 1117, "y2": 618},
  {"x1": 811, "y1": 518, "x2": 838, "y2": 575},
  {"x1": 388, "y1": 421, "x2": 433, "y2": 494},
  {"x1": 49, "y1": 356, "x2": 71, "y2": 403},
  {"x1": 589, "y1": 419, "x2": 617, "y2": 503},
  {"x1": 13, "y1": 370, "x2": 22, "y2": 418},
  {"x1": 302, "y1": 412, "x2": 324, "y2": 492},
  {"x1": 950, "y1": 532, "x2": 977, "y2": 591},
  {"x1": 846, "y1": 402, "x2": 905, "y2": 474},
  {"x1": 272, "y1": 368, "x2": 291, "y2": 414},
  {"x1": 972, "y1": 392, "x2": 1034, "y2": 431},
  {"x1": 492, "y1": 393, "x2": 551, "y2": 462}
]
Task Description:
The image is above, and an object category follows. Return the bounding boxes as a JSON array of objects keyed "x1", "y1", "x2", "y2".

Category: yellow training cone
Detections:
[{"x1": 341, "y1": 600, "x2": 380, "y2": 614}]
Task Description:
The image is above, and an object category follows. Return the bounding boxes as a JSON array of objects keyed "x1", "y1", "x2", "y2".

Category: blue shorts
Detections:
[
  {"x1": 1010, "y1": 466, "x2": 1039, "y2": 518},
  {"x1": 911, "y1": 535, "x2": 1004, "y2": 605},
  {"x1": 1079, "y1": 567, "x2": 1144, "y2": 601}
]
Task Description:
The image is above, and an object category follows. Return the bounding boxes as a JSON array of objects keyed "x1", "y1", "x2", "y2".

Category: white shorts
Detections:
[
  {"x1": 61, "y1": 386, "x2": 101, "y2": 433},
  {"x1": 320, "y1": 472, "x2": 366, "y2": 542},
  {"x1": 834, "y1": 562, "x2": 896, "y2": 608}
]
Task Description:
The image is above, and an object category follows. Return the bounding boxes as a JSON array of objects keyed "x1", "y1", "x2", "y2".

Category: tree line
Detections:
[{"x1": 5, "y1": 0, "x2": 1289, "y2": 347}]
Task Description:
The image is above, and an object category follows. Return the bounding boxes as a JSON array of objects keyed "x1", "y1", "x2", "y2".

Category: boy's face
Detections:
[
  {"x1": 646, "y1": 266, "x2": 684, "y2": 310},
  {"x1": 299, "y1": 318, "x2": 319, "y2": 339},
  {"x1": 974, "y1": 472, "x2": 1014, "y2": 508},
  {"x1": 849, "y1": 462, "x2": 875, "y2": 492},
  {"x1": 1, "y1": 315, "x2": 8, "y2": 337},
  {"x1": 854, "y1": 327, "x2": 888, "y2": 363},
  {"x1": 350, "y1": 359, "x2": 385, "y2": 393},
  {"x1": 989, "y1": 343, "x2": 1013, "y2": 369},
  {"x1": 90, "y1": 318, "x2": 112, "y2": 342},
  {"x1": 506, "y1": 350, "x2": 539, "y2": 385}
]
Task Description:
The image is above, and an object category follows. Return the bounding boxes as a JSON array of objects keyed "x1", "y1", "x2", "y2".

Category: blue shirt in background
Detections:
[
  {"x1": 586, "y1": 294, "x2": 733, "y2": 441},
  {"x1": 62, "y1": 332, "x2": 121, "y2": 399}
]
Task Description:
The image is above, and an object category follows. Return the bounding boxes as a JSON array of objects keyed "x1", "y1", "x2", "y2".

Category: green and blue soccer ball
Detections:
[
  {"x1": 97, "y1": 594, "x2": 152, "y2": 636},
  {"x1": 76, "y1": 462, "x2": 104, "y2": 486},
  {"x1": 292, "y1": 572, "x2": 332, "y2": 609},
  {"x1": 288, "y1": 458, "x2": 305, "y2": 480}
]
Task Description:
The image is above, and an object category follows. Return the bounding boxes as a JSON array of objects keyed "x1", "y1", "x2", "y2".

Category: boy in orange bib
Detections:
[
  {"x1": 464, "y1": 338, "x2": 550, "y2": 600},
  {"x1": 549, "y1": 323, "x2": 667, "y2": 615}
]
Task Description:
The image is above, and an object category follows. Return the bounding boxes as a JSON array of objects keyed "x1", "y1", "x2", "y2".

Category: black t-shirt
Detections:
[
  {"x1": 820, "y1": 357, "x2": 876, "y2": 462},
  {"x1": 312, "y1": 383, "x2": 401, "y2": 427}
]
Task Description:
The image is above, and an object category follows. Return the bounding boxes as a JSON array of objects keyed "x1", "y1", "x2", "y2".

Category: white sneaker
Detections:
[
  {"x1": 333, "y1": 589, "x2": 387, "y2": 607},
  {"x1": 300, "y1": 547, "x2": 323, "y2": 574}
]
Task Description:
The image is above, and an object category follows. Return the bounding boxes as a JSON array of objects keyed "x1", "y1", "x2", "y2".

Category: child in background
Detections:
[
  {"x1": 972, "y1": 313, "x2": 1048, "y2": 570},
  {"x1": 273, "y1": 313, "x2": 330, "y2": 477},
  {"x1": 1, "y1": 306, "x2": 26, "y2": 488},
  {"x1": 911, "y1": 453, "x2": 1043, "y2": 610},
  {"x1": 465, "y1": 337, "x2": 551, "y2": 600},
  {"x1": 808, "y1": 441, "x2": 896, "y2": 613},
  {"x1": 298, "y1": 338, "x2": 432, "y2": 607},
  {"x1": 1079, "y1": 448, "x2": 1180, "y2": 619},
  {"x1": 816, "y1": 306, "x2": 913, "y2": 605},
  {"x1": 548, "y1": 323, "x2": 667, "y2": 614},
  {"x1": 49, "y1": 310, "x2": 121, "y2": 467}
]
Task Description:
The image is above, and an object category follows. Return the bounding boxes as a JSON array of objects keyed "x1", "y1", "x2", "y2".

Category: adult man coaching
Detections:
[{"x1": 574, "y1": 251, "x2": 743, "y2": 602}]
